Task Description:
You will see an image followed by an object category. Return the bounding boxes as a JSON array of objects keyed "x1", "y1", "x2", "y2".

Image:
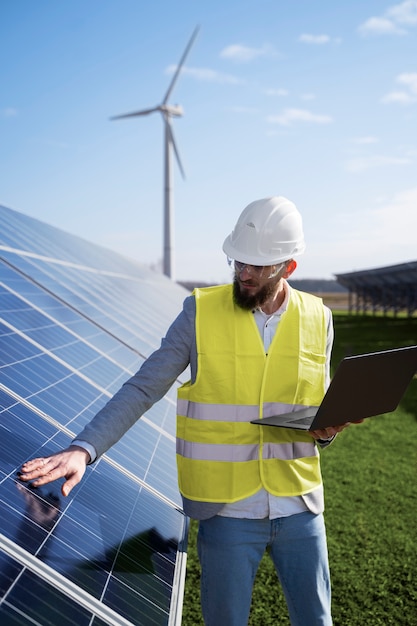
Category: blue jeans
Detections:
[{"x1": 197, "y1": 512, "x2": 332, "y2": 626}]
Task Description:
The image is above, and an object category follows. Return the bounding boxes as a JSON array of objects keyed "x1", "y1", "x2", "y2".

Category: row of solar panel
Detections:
[{"x1": 0, "y1": 205, "x2": 190, "y2": 625}]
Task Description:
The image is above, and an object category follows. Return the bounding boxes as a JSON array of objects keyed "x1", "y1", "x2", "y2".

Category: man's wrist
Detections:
[{"x1": 70, "y1": 440, "x2": 97, "y2": 464}]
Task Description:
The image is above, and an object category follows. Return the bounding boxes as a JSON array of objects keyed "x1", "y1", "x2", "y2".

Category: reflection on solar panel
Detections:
[{"x1": 0, "y1": 204, "x2": 190, "y2": 625}]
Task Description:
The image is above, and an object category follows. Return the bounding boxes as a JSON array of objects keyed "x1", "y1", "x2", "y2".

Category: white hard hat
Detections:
[{"x1": 222, "y1": 196, "x2": 306, "y2": 265}]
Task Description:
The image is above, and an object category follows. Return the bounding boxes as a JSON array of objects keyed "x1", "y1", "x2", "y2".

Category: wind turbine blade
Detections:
[
  {"x1": 110, "y1": 106, "x2": 159, "y2": 120},
  {"x1": 166, "y1": 120, "x2": 186, "y2": 179},
  {"x1": 162, "y1": 25, "x2": 200, "y2": 105}
]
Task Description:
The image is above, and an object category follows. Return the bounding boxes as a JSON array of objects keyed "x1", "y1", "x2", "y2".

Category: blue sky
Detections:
[{"x1": 1, "y1": 0, "x2": 416, "y2": 283}]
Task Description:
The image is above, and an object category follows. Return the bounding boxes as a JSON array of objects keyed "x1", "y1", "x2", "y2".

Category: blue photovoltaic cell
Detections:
[
  {"x1": 0, "y1": 459, "x2": 186, "y2": 624},
  {"x1": 0, "y1": 204, "x2": 192, "y2": 625}
]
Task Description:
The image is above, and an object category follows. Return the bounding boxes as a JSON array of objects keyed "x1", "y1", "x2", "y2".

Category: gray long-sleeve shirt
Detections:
[{"x1": 74, "y1": 284, "x2": 334, "y2": 520}]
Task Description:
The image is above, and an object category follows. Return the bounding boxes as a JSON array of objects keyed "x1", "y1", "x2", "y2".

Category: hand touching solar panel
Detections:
[{"x1": 19, "y1": 445, "x2": 90, "y2": 497}]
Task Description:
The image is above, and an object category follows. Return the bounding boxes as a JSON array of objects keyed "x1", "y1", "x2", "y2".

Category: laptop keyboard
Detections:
[{"x1": 287, "y1": 416, "x2": 313, "y2": 425}]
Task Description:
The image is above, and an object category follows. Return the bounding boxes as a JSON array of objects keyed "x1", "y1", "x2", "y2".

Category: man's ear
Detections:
[{"x1": 283, "y1": 259, "x2": 297, "y2": 279}]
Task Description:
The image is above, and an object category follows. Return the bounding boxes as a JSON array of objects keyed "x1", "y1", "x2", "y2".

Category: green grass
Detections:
[{"x1": 181, "y1": 315, "x2": 417, "y2": 625}]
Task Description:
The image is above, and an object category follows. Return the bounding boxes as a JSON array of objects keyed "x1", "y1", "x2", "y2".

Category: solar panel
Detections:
[
  {"x1": 0, "y1": 204, "x2": 190, "y2": 625},
  {"x1": 336, "y1": 261, "x2": 417, "y2": 316}
]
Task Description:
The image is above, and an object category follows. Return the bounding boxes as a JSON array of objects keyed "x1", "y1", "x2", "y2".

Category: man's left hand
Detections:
[{"x1": 309, "y1": 419, "x2": 364, "y2": 440}]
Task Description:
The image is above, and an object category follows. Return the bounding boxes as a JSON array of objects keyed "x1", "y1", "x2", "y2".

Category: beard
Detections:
[{"x1": 232, "y1": 276, "x2": 279, "y2": 310}]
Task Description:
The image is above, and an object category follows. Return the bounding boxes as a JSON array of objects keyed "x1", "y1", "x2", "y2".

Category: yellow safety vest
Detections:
[{"x1": 176, "y1": 284, "x2": 327, "y2": 502}]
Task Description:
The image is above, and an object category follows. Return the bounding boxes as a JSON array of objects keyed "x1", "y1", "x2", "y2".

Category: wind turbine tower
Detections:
[{"x1": 110, "y1": 26, "x2": 199, "y2": 280}]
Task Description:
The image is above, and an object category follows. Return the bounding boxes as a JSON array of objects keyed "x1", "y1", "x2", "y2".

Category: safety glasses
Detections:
[{"x1": 227, "y1": 257, "x2": 286, "y2": 280}]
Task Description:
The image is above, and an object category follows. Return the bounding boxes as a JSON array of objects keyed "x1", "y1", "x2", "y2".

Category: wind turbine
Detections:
[{"x1": 110, "y1": 26, "x2": 199, "y2": 280}]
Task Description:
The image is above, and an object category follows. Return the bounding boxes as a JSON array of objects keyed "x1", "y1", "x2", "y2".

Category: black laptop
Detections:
[{"x1": 251, "y1": 345, "x2": 417, "y2": 430}]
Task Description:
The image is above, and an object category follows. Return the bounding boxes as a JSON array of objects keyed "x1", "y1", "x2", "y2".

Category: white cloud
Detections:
[
  {"x1": 381, "y1": 90, "x2": 415, "y2": 104},
  {"x1": 228, "y1": 106, "x2": 259, "y2": 114},
  {"x1": 311, "y1": 187, "x2": 417, "y2": 273},
  {"x1": 267, "y1": 108, "x2": 333, "y2": 126},
  {"x1": 358, "y1": 1, "x2": 417, "y2": 36},
  {"x1": 381, "y1": 72, "x2": 417, "y2": 104},
  {"x1": 371, "y1": 187, "x2": 417, "y2": 243},
  {"x1": 43, "y1": 139, "x2": 70, "y2": 149},
  {"x1": 264, "y1": 88, "x2": 289, "y2": 97},
  {"x1": 398, "y1": 72, "x2": 417, "y2": 93},
  {"x1": 220, "y1": 43, "x2": 277, "y2": 62},
  {"x1": 298, "y1": 34, "x2": 342, "y2": 45},
  {"x1": 386, "y1": 0, "x2": 417, "y2": 24},
  {"x1": 1, "y1": 108, "x2": 18, "y2": 118},
  {"x1": 345, "y1": 154, "x2": 411, "y2": 172},
  {"x1": 358, "y1": 16, "x2": 406, "y2": 35},
  {"x1": 298, "y1": 34, "x2": 331, "y2": 44},
  {"x1": 351, "y1": 136, "x2": 379, "y2": 145},
  {"x1": 166, "y1": 65, "x2": 244, "y2": 85}
]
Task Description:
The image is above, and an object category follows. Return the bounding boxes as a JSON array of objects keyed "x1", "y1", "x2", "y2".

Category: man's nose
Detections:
[{"x1": 238, "y1": 264, "x2": 252, "y2": 279}]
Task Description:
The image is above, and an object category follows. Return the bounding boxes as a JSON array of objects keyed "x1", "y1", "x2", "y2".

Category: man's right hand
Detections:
[{"x1": 18, "y1": 445, "x2": 90, "y2": 497}]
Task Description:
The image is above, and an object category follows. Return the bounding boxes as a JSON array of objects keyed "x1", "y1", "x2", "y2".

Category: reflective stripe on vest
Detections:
[
  {"x1": 177, "y1": 438, "x2": 318, "y2": 462},
  {"x1": 177, "y1": 399, "x2": 316, "y2": 422},
  {"x1": 176, "y1": 284, "x2": 327, "y2": 502}
]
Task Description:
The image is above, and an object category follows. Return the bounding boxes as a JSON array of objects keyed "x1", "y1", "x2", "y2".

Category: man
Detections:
[{"x1": 20, "y1": 196, "x2": 353, "y2": 626}]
